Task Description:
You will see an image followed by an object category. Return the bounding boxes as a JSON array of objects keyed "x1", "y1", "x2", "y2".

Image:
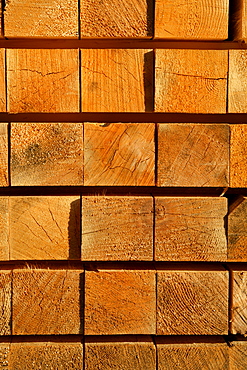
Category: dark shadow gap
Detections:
[
  {"x1": 144, "y1": 50, "x2": 154, "y2": 112},
  {"x1": 229, "y1": 0, "x2": 243, "y2": 41},
  {"x1": 147, "y1": 0, "x2": 154, "y2": 37},
  {"x1": 68, "y1": 199, "x2": 81, "y2": 260}
]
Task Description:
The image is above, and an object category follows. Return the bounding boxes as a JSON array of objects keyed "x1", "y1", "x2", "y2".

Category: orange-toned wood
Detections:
[
  {"x1": 155, "y1": 197, "x2": 227, "y2": 261},
  {"x1": 230, "y1": 125, "x2": 247, "y2": 187},
  {"x1": 80, "y1": 0, "x2": 152, "y2": 38},
  {"x1": 82, "y1": 196, "x2": 153, "y2": 261},
  {"x1": 11, "y1": 122, "x2": 83, "y2": 186},
  {"x1": 85, "y1": 270, "x2": 156, "y2": 335},
  {"x1": 229, "y1": 341, "x2": 247, "y2": 370},
  {"x1": 155, "y1": 0, "x2": 228, "y2": 39},
  {"x1": 157, "y1": 270, "x2": 228, "y2": 335},
  {"x1": 0, "y1": 49, "x2": 6, "y2": 112},
  {"x1": 81, "y1": 49, "x2": 153, "y2": 112},
  {"x1": 7, "y1": 49, "x2": 79, "y2": 112},
  {"x1": 231, "y1": 269, "x2": 247, "y2": 335},
  {"x1": 84, "y1": 123, "x2": 154, "y2": 186},
  {"x1": 9, "y1": 196, "x2": 80, "y2": 260},
  {"x1": 157, "y1": 340, "x2": 229, "y2": 370},
  {"x1": 155, "y1": 49, "x2": 228, "y2": 113},
  {"x1": 12, "y1": 269, "x2": 83, "y2": 335},
  {"x1": 243, "y1": 1, "x2": 247, "y2": 40},
  {"x1": 4, "y1": 0, "x2": 78, "y2": 38},
  {"x1": 0, "y1": 272, "x2": 11, "y2": 335},
  {"x1": 0, "y1": 198, "x2": 9, "y2": 261},
  {"x1": 0, "y1": 123, "x2": 8, "y2": 187},
  {"x1": 85, "y1": 339, "x2": 156, "y2": 370},
  {"x1": 228, "y1": 196, "x2": 247, "y2": 261},
  {"x1": 158, "y1": 124, "x2": 229, "y2": 187},
  {"x1": 10, "y1": 342, "x2": 83, "y2": 370},
  {"x1": 229, "y1": 51, "x2": 247, "y2": 113}
]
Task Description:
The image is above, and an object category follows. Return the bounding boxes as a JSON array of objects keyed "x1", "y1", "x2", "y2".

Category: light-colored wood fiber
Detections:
[
  {"x1": 11, "y1": 122, "x2": 83, "y2": 186},
  {"x1": 155, "y1": 0, "x2": 228, "y2": 39},
  {"x1": 0, "y1": 272, "x2": 11, "y2": 335},
  {"x1": 84, "y1": 123, "x2": 154, "y2": 186},
  {"x1": 230, "y1": 125, "x2": 247, "y2": 187},
  {"x1": 155, "y1": 197, "x2": 228, "y2": 261},
  {"x1": 158, "y1": 124, "x2": 229, "y2": 187},
  {"x1": 231, "y1": 270, "x2": 247, "y2": 335},
  {"x1": 157, "y1": 270, "x2": 228, "y2": 335},
  {"x1": 80, "y1": 0, "x2": 152, "y2": 38},
  {"x1": 7, "y1": 49, "x2": 79, "y2": 112},
  {"x1": 12, "y1": 269, "x2": 82, "y2": 335},
  {"x1": 228, "y1": 197, "x2": 247, "y2": 261},
  {"x1": 229, "y1": 51, "x2": 247, "y2": 113},
  {"x1": 85, "y1": 341, "x2": 156, "y2": 370},
  {"x1": 9, "y1": 196, "x2": 80, "y2": 260},
  {"x1": 4, "y1": 0, "x2": 78, "y2": 38},
  {"x1": 82, "y1": 196, "x2": 153, "y2": 261},
  {"x1": 230, "y1": 341, "x2": 247, "y2": 370},
  {"x1": 85, "y1": 270, "x2": 156, "y2": 335},
  {"x1": 0, "y1": 49, "x2": 6, "y2": 112},
  {"x1": 0, "y1": 123, "x2": 8, "y2": 187},
  {"x1": 0, "y1": 198, "x2": 9, "y2": 261},
  {"x1": 81, "y1": 49, "x2": 153, "y2": 112},
  {"x1": 155, "y1": 49, "x2": 228, "y2": 113}
]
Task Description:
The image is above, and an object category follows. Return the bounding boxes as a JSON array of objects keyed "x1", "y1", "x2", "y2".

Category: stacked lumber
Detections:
[{"x1": 0, "y1": 0, "x2": 247, "y2": 369}]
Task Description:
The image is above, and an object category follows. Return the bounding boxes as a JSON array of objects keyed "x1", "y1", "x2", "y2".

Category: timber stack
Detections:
[{"x1": 0, "y1": 0, "x2": 247, "y2": 369}]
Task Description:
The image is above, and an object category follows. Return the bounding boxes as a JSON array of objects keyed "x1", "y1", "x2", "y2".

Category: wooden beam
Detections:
[
  {"x1": 157, "y1": 124, "x2": 229, "y2": 187},
  {"x1": 155, "y1": 0, "x2": 229, "y2": 40},
  {"x1": 4, "y1": 0, "x2": 78, "y2": 38},
  {"x1": 12, "y1": 269, "x2": 82, "y2": 335},
  {"x1": 11, "y1": 122, "x2": 83, "y2": 186},
  {"x1": 80, "y1": 0, "x2": 152, "y2": 38},
  {"x1": 81, "y1": 49, "x2": 153, "y2": 112},
  {"x1": 0, "y1": 198, "x2": 9, "y2": 261},
  {"x1": 85, "y1": 339, "x2": 156, "y2": 370},
  {"x1": 82, "y1": 196, "x2": 153, "y2": 261},
  {"x1": 10, "y1": 341, "x2": 83, "y2": 370},
  {"x1": 230, "y1": 124, "x2": 247, "y2": 187},
  {"x1": 7, "y1": 49, "x2": 79, "y2": 112},
  {"x1": 85, "y1": 270, "x2": 156, "y2": 335},
  {"x1": 231, "y1": 269, "x2": 247, "y2": 335},
  {"x1": 228, "y1": 196, "x2": 247, "y2": 261},
  {"x1": 84, "y1": 123, "x2": 155, "y2": 186},
  {"x1": 229, "y1": 341, "x2": 247, "y2": 370},
  {"x1": 0, "y1": 49, "x2": 5, "y2": 112},
  {"x1": 0, "y1": 272, "x2": 11, "y2": 335},
  {"x1": 157, "y1": 270, "x2": 229, "y2": 335},
  {"x1": 9, "y1": 196, "x2": 80, "y2": 260},
  {"x1": 155, "y1": 197, "x2": 227, "y2": 261},
  {"x1": 155, "y1": 49, "x2": 228, "y2": 113}
]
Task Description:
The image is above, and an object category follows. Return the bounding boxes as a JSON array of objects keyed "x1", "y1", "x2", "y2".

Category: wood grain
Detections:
[
  {"x1": 84, "y1": 123, "x2": 154, "y2": 186},
  {"x1": 230, "y1": 124, "x2": 247, "y2": 187},
  {"x1": 155, "y1": 0, "x2": 228, "y2": 39},
  {"x1": 80, "y1": 0, "x2": 152, "y2": 38},
  {"x1": 243, "y1": 0, "x2": 247, "y2": 40},
  {"x1": 12, "y1": 269, "x2": 82, "y2": 335},
  {"x1": 229, "y1": 50, "x2": 247, "y2": 113},
  {"x1": 157, "y1": 270, "x2": 228, "y2": 335},
  {"x1": 4, "y1": 0, "x2": 78, "y2": 38},
  {"x1": 10, "y1": 342, "x2": 83, "y2": 370},
  {"x1": 231, "y1": 269, "x2": 247, "y2": 335},
  {"x1": 158, "y1": 124, "x2": 229, "y2": 187},
  {"x1": 9, "y1": 196, "x2": 80, "y2": 260},
  {"x1": 11, "y1": 122, "x2": 83, "y2": 186},
  {"x1": 7, "y1": 49, "x2": 79, "y2": 112},
  {"x1": 81, "y1": 49, "x2": 153, "y2": 112},
  {"x1": 230, "y1": 341, "x2": 247, "y2": 370},
  {"x1": 0, "y1": 49, "x2": 6, "y2": 112},
  {"x1": 0, "y1": 123, "x2": 8, "y2": 187},
  {"x1": 0, "y1": 343, "x2": 10, "y2": 368},
  {"x1": 85, "y1": 340, "x2": 156, "y2": 370},
  {"x1": 228, "y1": 197, "x2": 247, "y2": 261},
  {"x1": 85, "y1": 270, "x2": 156, "y2": 335},
  {"x1": 82, "y1": 196, "x2": 153, "y2": 261},
  {"x1": 0, "y1": 198, "x2": 9, "y2": 261},
  {"x1": 0, "y1": 272, "x2": 11, "y2": 335},
  {"x1": 155, "y1": 197, "x2": 227, "y2": 261},
  {"x1": 157, "y1": 341, "x2": 228, "y2": 370},
  {"x1": 155, "y1": 49, "x2": 228, "y2": 113}
]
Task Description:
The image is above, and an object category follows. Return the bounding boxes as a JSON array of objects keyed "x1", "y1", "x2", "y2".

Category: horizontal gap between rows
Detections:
[
  {"x1": 0, "y1": 261, "x2": 245, "y2": 270},
  {"x1": 0, "y1": 39, "x2": 246, "y2": 49},
  {"x1": 0, "y1": 113, "x2": 247, "y2": 123}
]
